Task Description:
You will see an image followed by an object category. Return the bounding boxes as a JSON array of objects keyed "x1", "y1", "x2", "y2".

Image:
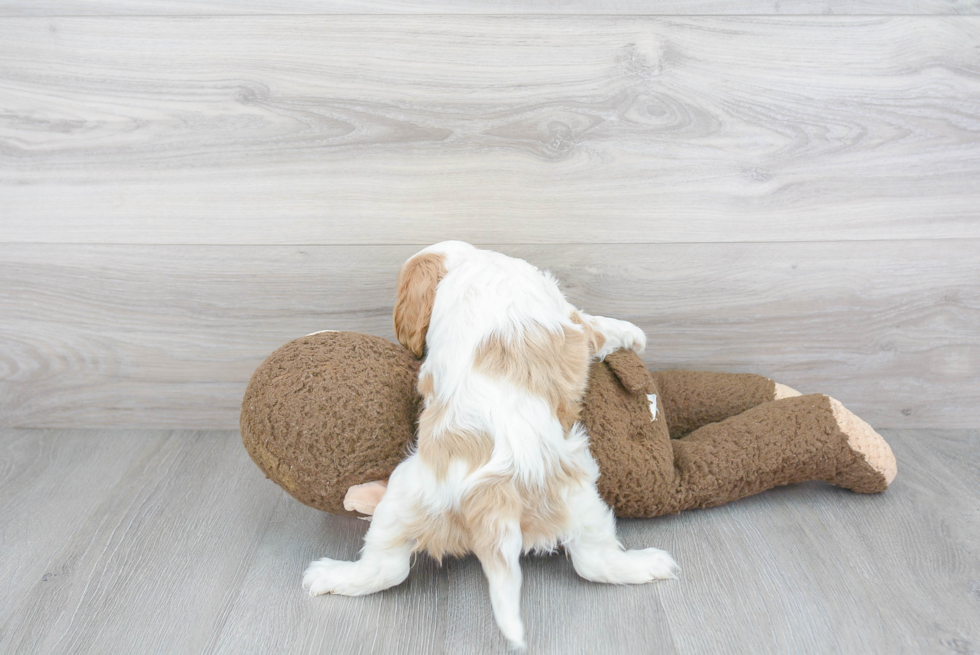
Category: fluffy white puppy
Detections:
[{"x1": 304, "y1": 241, "x2": 678, "y2": 649}]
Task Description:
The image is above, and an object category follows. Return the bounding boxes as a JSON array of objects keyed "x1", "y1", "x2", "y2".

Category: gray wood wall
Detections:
[{"x1": 2, "y1": 3, "x2": 978, "y2": 430}]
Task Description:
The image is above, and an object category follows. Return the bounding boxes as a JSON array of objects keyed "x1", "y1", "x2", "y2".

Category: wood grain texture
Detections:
[
  {"x1": 648, "y1": 428, "x2": 980, "y2": 654},
  {"x1": 213, "y1": 493, "x2": 452, "y2": 655},
  {"x1": 0, "y1": 430, "x2": 282, "y2": 654},
  {"x1": 0, "y1": 428, "x2": 976, "y2": 654},
  {"x1": 2, "y1": 241, "x2": 977, "y2": 429},
  {"x1": 2, "y1": 17, "x2": 980, "y2": 244},
  {"x1": 0, "y1": 429, "x2": 160, "y2": 627},
  {"x1": 3, "y1": 0, "x2": 980, "y2": 16}
]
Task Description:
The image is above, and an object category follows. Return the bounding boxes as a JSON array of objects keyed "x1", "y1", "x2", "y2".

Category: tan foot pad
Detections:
[
  {"x1": 773, "y1": 382, "x2": 803, "y2": 400},
  {"x1": 343, "y1": 480, "x2": 388, "y2": 516},
  {"x1": 829, "y1": 397, "x2": 898, "y2": 487}
]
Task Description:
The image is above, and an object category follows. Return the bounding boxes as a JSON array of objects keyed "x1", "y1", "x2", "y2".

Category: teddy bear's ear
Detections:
[{"x1": 604, "y1": 349, "x2": 657, "y2": 396}]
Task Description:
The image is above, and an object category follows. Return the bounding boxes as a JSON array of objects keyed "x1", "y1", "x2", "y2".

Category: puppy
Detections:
[{"x1": 304, "y1": 241, "x2": 678, "y2": 649}]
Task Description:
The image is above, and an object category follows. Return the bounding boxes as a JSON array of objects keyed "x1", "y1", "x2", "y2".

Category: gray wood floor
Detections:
[{"x1": 1, "y1": 428, "x2": 976, "y2": 654}]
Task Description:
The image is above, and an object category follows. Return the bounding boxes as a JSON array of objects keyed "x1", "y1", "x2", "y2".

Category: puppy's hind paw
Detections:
[
  {"x1": 303, "y1": 557, "x2": 362, "y2": 596},
  {"x1": 635, "y1": 547, "x2": 680, "y2": 580},
  {"x1": 303, "y1": 553, "x2": 411, "y2": 597},
  {"x1": 614, "y1": 547, "x2": 680, "y2": 584}
]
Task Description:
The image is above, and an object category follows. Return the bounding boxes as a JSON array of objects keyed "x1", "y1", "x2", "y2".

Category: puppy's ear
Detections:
[{"x1": 393, "y1": 252, "x2": 447, "y2": 358}]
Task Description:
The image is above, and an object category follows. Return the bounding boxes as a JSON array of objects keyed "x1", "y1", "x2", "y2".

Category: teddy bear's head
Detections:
[{"x1": 240, "y1": 331, "x2": 422, "y2": 515}]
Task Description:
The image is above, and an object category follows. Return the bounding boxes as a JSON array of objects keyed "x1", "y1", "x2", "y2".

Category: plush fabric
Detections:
[
  {"x1": 241, "y1": 332, "x2": 420, "y2": 515},
  {"x1": 241, "y1": 332, "x2": 893, "y2": 518},
  {"x1": 587, "y1": 351, "x2": 888, "y2": 517}
]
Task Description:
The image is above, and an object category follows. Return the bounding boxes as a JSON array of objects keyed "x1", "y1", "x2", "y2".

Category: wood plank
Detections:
[
  {"x1": 214, "y1": 452, "x2": 676, "y2": 654},
  {"x1": 2, "y1": 17, "x2": 979, "y2": 244},
  {"x1": 3, "y1": 0, "x2": 979, "y2": 17},
  {"x1": 649, "y1": 429, "x2": 980, "y2": 654},
  {"x1": 484, "y1": 544, "x2": 676, "y2": 654},
  {"x1": 0, "y1": 429, "x2": 163, "y2": 627},
  {"x1": 212, "y1": 493, "x2": 453, "y2": 654},
  {"x1": 1, "y1": 241, "x2": 977, "y2": 430},
  {"x1": 2, "y1": 429, "x2": 977, "y2": 653},
  {"x1": 0, "y1": 430, "x2": 281, "y2": 654}
]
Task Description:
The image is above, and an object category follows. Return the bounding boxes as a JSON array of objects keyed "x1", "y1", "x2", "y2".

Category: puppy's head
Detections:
[{"x1": 393, "y1": 251, "x2": 448, "y2": 358}]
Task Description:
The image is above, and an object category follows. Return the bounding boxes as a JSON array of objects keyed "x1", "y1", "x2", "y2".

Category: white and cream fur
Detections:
[{"x1": 303, "y1": 241, "x2": 678, "y2": 649}]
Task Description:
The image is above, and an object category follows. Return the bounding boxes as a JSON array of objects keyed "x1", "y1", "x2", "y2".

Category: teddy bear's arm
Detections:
[
  {"x1": 652, "y1": 370, "x2": 792, "y2": 439},
  {"x1": 344, "y1": 479, "x2": 389, "y2": 516}
]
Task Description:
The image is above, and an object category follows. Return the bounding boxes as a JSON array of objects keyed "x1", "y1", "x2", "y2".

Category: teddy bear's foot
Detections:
[
  {"x1": 827, "y1": 397, "x2": 897, "y2": 493},
  {"x1": 773, "y1": 382, "x2": 802, "y2": 399},
  {"x1": 344, "y1": 479, "x2": 388, "y2": 516}
]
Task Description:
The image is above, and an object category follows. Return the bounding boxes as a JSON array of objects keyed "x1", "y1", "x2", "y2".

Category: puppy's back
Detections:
[{"x1": 396, "y1": 242, "x2": 596, "y2": 557}]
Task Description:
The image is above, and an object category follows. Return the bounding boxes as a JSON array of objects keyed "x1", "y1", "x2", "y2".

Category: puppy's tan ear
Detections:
[{"x1": 393, "y1": 252, "x2": 447, "y2": 358}]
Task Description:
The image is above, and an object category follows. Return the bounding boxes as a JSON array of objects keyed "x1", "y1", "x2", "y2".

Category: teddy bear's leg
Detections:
[
  {"x1": 652, "y1": 369, "x2": 800, "y2": 438},
  {"x1": 822, "y1": 396, "x2": 898, "y2": 492},
  {"x1": 657, "y1": 394, "x2": 897, "y2": 515},
  {"x1": 303, "y1": 460, "x2": 418, "y2": 596}
]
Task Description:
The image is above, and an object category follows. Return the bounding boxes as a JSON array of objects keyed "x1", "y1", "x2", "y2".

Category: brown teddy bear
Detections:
[{"x1": 241, "y1": 331, "x2": 896, "y2": 518}]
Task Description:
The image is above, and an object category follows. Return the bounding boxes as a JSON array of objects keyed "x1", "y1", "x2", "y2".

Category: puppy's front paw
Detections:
[
  {"x1": 622, "y1": 321, "x2": 647, "y2": 353},
  {"x1": 607, "y1": 318, "x2": 646, "y2": 354}
]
